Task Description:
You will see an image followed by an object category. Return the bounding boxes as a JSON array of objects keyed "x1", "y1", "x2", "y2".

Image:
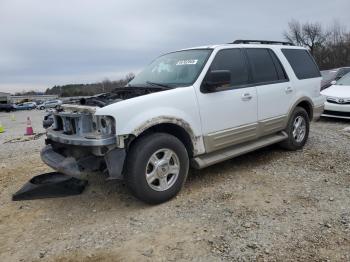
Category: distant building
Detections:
[{"x1": 0, "y1": 92, "x2": 11, "y2": 104}]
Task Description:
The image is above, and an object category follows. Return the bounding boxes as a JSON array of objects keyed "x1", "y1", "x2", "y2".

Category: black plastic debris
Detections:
[{"x1": 12, "y1": 172, "x2": 88, "y2": 201}]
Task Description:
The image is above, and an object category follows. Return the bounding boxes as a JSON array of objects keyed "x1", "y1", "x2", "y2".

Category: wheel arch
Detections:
[
  {"x1": 287, "y1": 97, "x2": 314, "y2": 123},
  {"x1": 296, "y1": 100, "x2": 313, "y2": 120},
  {"x1": 126, "y1": 117, "x2": 202, "y2": 157}
]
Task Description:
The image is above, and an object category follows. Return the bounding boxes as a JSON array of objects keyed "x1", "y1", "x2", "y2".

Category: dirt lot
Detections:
[{"x1": 0, "y1": 110, "x2": 349, "y2": 262}]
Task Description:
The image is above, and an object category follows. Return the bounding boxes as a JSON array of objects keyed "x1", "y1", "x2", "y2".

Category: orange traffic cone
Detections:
[{"x1": 25, "y1": 116, "x2": 34, "y2": 136}]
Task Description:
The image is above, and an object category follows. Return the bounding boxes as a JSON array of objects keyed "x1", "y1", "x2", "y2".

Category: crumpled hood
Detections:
[
  {"x1": 321, "y1": 85, "x2": 350, "y2": 98},
  {"x1": 79, "y1": 87, "x2": 164, "y2": 107}
]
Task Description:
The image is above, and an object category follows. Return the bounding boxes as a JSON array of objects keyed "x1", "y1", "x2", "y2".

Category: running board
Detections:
[{"x1": 191, "y1": 132, "x2": 288, "y2": 169}]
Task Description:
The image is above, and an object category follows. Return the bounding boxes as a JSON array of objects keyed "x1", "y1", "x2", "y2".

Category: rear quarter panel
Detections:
[{"x1": 273, "y1": 47, "x2": 323, "y2": 108}]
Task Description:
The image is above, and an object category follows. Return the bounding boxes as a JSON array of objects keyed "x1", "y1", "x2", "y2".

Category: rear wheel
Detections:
[
  {"x1": 280, "y1": 106, "x2": 309, "y2": 150},
  {"x1": 126, "y1": 133, "x2": 189, "y2": 204}
]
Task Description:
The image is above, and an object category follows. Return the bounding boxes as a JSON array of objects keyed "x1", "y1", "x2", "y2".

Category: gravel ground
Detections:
[{"x1": 0, "y1": 110, "x2": 350, "y2": 262}]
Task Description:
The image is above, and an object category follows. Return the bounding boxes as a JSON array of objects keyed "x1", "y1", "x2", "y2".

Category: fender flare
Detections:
[
  {"x1": 131, "y1": 116, "x2": 204, "y2": 155},
  {"x1": 285, "y1": 97, "x2": 314, "y2": 127}
]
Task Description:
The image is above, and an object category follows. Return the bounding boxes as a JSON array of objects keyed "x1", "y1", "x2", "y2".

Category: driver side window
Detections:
[{"x1": 210, "y1": 48, "x2": 249, "y2": 87}]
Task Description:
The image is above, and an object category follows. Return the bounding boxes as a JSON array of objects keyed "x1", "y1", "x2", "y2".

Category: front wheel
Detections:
[
  {"x1": 280, "y1": 106, "x2": 309, "y2": 150},
  {"x1": 126, "y1": 133, "x2": 189, "y2": 204}
]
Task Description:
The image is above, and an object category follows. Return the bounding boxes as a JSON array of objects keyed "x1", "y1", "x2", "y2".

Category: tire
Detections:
[
  {"x1": 126, "y1": 133, "x2": 189, "y2": 204},
  {"x1": 280, "y1": 106, "x2": 310, "y2": 150},
  {"x1": 40, "y1": 106, "x2": 45, "y2": 110}
]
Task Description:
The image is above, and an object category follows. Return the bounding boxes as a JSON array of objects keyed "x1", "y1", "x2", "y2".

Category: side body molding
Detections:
[{"x1": 202, "y1": 96, "x2": 315, "y2": 153}]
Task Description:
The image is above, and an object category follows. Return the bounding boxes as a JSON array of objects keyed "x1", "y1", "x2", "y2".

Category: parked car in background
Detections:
[
  {"x1": 41, "y1": 40, "x2": 324, "y2": 204},
  {"x1": 14, "y1": 102, "x2": 37, "y2": 110},
  {"x1": 0, "y1": 103, "x2": 16, "y2": 112},
  {"x1": 321, "y1": 67, "x2": 350, "y2": 90},
  {"x1": 37, "y1": 100, "x2": 62, "y2": 110},
  {"x1": 321, "y1": 72, "x2": 350, "y2": 119}
]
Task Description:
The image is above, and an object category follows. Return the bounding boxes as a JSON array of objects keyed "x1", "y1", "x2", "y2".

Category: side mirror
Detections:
[
  {"x1": 201, "y1": 70, "x2": 231, "y2": 93},
  {"x1": 331, "y1": 80, "x2": 337, "y2": 85}
]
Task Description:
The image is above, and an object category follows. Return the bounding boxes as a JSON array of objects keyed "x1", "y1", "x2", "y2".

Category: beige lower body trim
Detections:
[
  {"x1": 204, "y1": 115, "x2": 287, "y2": 153},
  {"x1": 258, "y1": 115, "x2": 287, "y2": 137}
]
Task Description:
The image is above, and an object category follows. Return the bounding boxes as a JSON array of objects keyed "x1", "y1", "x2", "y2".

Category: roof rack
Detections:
[{"x1": 232, "y1": 40, "x2": 294, "y2": 46}]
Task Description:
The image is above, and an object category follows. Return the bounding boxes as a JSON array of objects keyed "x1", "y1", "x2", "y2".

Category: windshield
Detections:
[
  {"x1": 336, "y1": 72, "x2": 350, "y2": 86},
  {"x1": 321, "y1": 70, "x2": 337, "y2": 81},
  {"x1": 128, "y1": 49, "x2": 212, "y2": 88}
]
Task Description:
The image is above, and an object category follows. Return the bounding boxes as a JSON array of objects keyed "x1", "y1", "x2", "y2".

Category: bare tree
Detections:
[
  {"x1": 125, "y1": 72, "x2": 135, "y2": 82},
  {"x1": 284, "y1": 20, "x2": 327, "y2": 55},
  {"x1": 283, "y1": 20, "x2": 350, "y2": 69},
  {"x1": 284, "y1": 20, "x2": 304, "y2": 45},
  {"x1": 321, "y1": 21, "x2": 350, "y2": 69}
]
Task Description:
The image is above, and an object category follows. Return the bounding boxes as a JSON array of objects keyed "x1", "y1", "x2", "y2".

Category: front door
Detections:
[{"x1": 195, "y1": 48, "x2": 258, "y2": 153}]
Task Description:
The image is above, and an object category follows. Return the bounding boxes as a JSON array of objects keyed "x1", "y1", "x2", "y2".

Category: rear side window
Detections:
[
  {"x1": 245, "y1": 48, "x2": 283, "y2": 84},
  {"x1": 210, "y1": 48, "x2": 249, "y2": 86},
  {"x1": 268, "y1": 50, "x2": 288, "y2": 81},
  {"x1": 282, "y1": 49, "x2": 321, "y2": 79}
]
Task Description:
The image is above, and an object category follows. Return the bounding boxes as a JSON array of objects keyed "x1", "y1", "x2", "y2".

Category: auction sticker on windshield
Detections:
[{"x1": 176, "y1": 59, "x2": 198, "y2": 65}]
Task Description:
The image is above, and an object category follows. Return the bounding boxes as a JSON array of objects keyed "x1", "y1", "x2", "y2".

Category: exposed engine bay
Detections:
[{"x1": 77, "y1": 86, "x2": 164, "y2": 108}]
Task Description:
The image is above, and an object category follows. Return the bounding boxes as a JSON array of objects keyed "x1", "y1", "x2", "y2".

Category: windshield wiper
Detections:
[{"x1": 146, "y1": 81, "x2": 172, "y2": 89}]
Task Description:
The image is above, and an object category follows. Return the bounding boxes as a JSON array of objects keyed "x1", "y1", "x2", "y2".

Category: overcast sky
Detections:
[{"x1": 0, "y1": 0, "x2": 349, "y2": 93}]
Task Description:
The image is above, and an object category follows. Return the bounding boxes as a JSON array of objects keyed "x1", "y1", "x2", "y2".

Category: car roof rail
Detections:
[{"x1": 232, "y1": 40, "x2": 295, "y2": 46}]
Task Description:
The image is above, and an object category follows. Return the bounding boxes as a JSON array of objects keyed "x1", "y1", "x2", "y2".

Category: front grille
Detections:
[
  {"x1": 53, "y1": 113, "x2": 93, "y2": 135},
  {"x1": 63, "y1": 117, "x2": 77, "y2": 135},
  {"x1": 323, "y1": 110, "x2": 350, "y2": 117},
  {"x1": 326, "y1": 97, "x2": 350, "y2": 104}
]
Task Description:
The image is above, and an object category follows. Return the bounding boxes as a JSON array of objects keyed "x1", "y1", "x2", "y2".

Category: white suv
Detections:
[{"x1": 41, "y1": 40, "x2": 325, "y2": 204}]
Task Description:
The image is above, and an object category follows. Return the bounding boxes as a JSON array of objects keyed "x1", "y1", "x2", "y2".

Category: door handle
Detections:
[
  {"x1": 242, "y1": 93, "x2": 253, "y2": 101},
  {"x1": 285, "y1": 86, "x2": 293, "y2": 94}
]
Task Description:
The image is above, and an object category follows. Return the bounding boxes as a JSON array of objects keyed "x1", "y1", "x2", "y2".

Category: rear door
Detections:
[
  {"x1": 245, "y1": 48, "x2": 291, "y2": 136},
  {"x1": 195, "y1": 48, "x2": 258, "y2": 152}
]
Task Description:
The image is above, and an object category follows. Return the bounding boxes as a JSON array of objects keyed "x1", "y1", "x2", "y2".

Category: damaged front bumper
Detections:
[
  {"x1": 41, "y1": 143, "x2": 126, "y2": 180},
  {"x1": 41, "y1": 105, "x2": 126, "y2": 179},
  {"x1": 47, "y1": 129, "x2": 117, "y2": 146},
  {"x1": 41, "y1": 145, "x2": 82, "y2": 176}
]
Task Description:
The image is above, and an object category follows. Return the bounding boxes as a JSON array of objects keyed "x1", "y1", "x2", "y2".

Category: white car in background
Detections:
[
  {"x1": 37, "y1": 100, "x2": 62, "y2": 110},
  {"x1": 321, "y1": 72, "x2": 350, "y2": 119}
]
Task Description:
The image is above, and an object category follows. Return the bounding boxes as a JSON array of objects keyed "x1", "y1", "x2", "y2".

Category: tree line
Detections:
[
  {"x1": 284, "y1": 20, "x2": 350, "y2": 70},
  {"x1": 44, "y1": 73, "x2": 135, "y2": 97}
]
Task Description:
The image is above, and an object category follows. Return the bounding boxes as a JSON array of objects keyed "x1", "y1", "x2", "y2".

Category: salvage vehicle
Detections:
[
  {"x1": 41, "y1": 40, "x2": 324, "y2": 204},
  {"x1": 321, "y1": 72, "x2": 350, "y2": 119}
]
